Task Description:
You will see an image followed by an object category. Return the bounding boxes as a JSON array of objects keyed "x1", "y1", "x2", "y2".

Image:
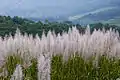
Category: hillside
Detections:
[
  {"x1": 0, "y1": 16, "x2": 84, "y2": 37},
  {"x1": 69, "y1": 7, "x2": 120, "y2": 25},
  {"x1": 0, "y1": 15, "x2": 120, "y2": 38},
  {"x1": 102, "y1": 18, "x2": 120, "y2": 26}
]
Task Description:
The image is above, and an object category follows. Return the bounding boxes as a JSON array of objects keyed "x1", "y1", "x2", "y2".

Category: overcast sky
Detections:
[{"x1": 0, "y1": 0, "x2": 119, "y2": 17}]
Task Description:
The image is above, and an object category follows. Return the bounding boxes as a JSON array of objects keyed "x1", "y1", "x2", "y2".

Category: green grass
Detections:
[
  {"x1": 23, "y1": 58, "x2": 38, "y2": 80},
  {"x1": 51, "y1": 55, "x2": 120, "y2": 80},
  {"x1": 0, "y1": 55, "x2": 38, "y2": 80},
  {"x1": 0, "y1": 54, "x2": 120, "y2": 80}
]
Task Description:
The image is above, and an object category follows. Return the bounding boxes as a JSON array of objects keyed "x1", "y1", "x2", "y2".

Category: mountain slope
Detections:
[
  {"x1": 68, "y1": 6, "x2": 120, "y2": 25},
  {"x1": 102, "y1": 18, "x2": 120, "y2": 26}
]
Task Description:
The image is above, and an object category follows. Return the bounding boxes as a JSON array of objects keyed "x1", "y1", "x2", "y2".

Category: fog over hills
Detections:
[{"x1": 0, "y1": 0, "x2": 120, "y2": 24}]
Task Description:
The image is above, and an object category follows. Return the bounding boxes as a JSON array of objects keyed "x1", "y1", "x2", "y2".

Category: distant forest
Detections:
[{"x1": 0, "y1": 15, "x2": 119, "y2": 37}]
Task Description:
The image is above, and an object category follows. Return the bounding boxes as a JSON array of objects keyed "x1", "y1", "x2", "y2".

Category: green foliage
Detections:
[
  {"x1": 97, "y1": 56, "x2": 120, "y2": 79},
  {"x1": 0, "y1": 15, "x2": 83, "y2": 37},
  {"x1": 23, "y1": 58, "x2": 38, "y2": 80},
  {"x1": 51, "y1": 55, "x2": 120, "y2": 80},
  {"x1": 0, "y1": 15, "x2": 120, "y2": 37},
  {"x1": 1, "y1": 55, "x2": 120, "y2": 80},
  {"x1": 90, "y1": 23, "x2": 120, "y2": 34},
  {"x1": 0, "y1": 55, "x2": 38, "y2": 80},
  {"x1": 5, "y1": 55, "x2": 23, "y2": 79}
]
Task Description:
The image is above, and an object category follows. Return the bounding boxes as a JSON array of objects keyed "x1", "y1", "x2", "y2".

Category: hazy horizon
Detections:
[{"x1": 0, "y1": 0, "x2": 120, "y2": 18}]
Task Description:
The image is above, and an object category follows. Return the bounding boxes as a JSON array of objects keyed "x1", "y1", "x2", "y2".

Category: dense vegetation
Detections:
[
  {"x1": 0, "y1": 15, "x2": 120, "y2": 37},
  {"x1": 0, "y1": 15, "x2": 120, "y2": 80},
  {"x1": 0, "y1": 15, "x2": 84, "y2": 37},
  {"x1": 1, "y1": 55, "x2": 120, "y2": 80},
  {"x1": 51, "y1": 55, "x2": 120, "y2": 80}
]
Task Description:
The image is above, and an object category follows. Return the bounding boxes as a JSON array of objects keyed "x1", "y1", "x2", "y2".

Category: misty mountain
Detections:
[
  {"x1": 0, "y1": 0, "x2": 120, "y2": 18},
  {"x1": 69, "y1": 6, "x2": 120, "y2": 25},
  {"x1": 0, "y1": 0, "x2": 120, "y2": 25}
]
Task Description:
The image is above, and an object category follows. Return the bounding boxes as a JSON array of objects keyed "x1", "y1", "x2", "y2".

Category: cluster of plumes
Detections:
[
  {"x1": 10, "y1": 55, "x2": 51, "y2": 80},
  {"x1": 0, "y1": 26, "x2": 120, "y2": 60},
  {"x1": 10, "y1": 65, "x2": 23, "y2": 80},
  {"x1": 37, "y1": 54, "x2": 51, "y2": 80},
  {"x1": 0, "y1": 26, "x2": 120, "y2": 79}
]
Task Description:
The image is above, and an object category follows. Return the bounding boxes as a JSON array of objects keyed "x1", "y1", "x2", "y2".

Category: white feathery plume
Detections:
[
  {"x1": 37, "y1": 54, "x2": 51, "y2": 80},
  {"x1": 0, "y1": 27, "x2": 120, "y2": 67},
  {"x1": 116, "y1": 78, "x2": 120, "y2": 80},
  {"x1": 10, "y1": 64, "x2": 23, "y2": 80}
]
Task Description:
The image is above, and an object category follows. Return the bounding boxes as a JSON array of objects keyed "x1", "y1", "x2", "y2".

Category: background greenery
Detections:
[{"x1": 0, "y1": 15, "x2": 120, "y2": 38}]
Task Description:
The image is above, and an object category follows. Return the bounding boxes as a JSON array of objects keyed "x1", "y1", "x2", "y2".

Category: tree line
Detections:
[{"x1": 0, "y1": 15, "x2": 119, "y2": 37}]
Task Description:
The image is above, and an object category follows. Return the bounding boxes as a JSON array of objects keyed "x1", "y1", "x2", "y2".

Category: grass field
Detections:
[{"x1": 0, "y1": 26, "x2": 120, "y2": 80}]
